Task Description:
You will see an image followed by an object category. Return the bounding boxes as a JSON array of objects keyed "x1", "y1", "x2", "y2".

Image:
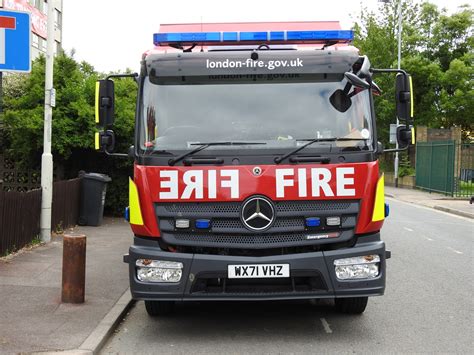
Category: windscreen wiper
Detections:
[
  {"x1": 274, "y1": 138, "x2": 368, "y2": 164},
  {"x1": 168, "y1": 142, "x2": 266, "y2": 166}
]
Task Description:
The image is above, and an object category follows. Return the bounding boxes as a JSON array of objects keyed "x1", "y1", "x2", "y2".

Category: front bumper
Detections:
[{"x1": 124, "y1": 233, "x2": 389, "y2": 301}]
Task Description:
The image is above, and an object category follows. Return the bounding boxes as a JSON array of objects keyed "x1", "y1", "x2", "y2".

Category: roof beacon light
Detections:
[{"x1": 153, "y1": 30, "x2": 353, "y2": 47}]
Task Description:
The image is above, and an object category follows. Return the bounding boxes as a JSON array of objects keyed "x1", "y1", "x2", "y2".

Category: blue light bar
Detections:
[
  {"x1": 124, "y1": 207, "x2": 130, "y2": 222},
  {"x1": 240, "y1": 31, "x2": 268, "y2": 41},
  {"x1": 305, "y1": 217, "x2": 321, "y2": 227},
  {"x1": 154, "y1": 32, "x2": 221, "y2": 43},
  {"x1": 153, "y1": 30, "x2": 353, "y2": 46},
  {"x1": 195, "y1": 219, "x2": 211, "y2": 229}
]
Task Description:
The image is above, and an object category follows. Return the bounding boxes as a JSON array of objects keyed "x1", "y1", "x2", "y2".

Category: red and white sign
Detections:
[
  {"x1": 0, "y1": 15, "x2": 15, "y2": 64},
  {"x1": 139, "y1": 163, "x2": 372, "y2": 203},
  {"x1": 3, "y1": 0, "x2": 46, "y2": 38}
]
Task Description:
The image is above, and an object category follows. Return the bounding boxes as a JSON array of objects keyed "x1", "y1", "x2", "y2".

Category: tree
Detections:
[
  {"x1": 1, "y1": 53, "x2": 137, "y2": 214},
  {"x1": 353, "y1": 0, "x2": 422, "y2": 145},
  {"x1": 2, "y1": 53, "x2": 137, "y2": 165},
  {"x1": 3, "y1": 54, "x2": 97, "y2": 164},
  {"x1": 354, "y1": 1, "x2": 473, "y2": 141},
  {"x1": 430, "y1": 5, "x2": 474, "y2": 71},
  {"x1": 439, "y1": 54, "x2": 474, "y2": 131}
]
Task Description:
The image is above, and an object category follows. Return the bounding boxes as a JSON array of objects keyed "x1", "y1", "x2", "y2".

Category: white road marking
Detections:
[
  {"x1": 423, "y1": 236, "x2": 434, "y2": 241},
  {"x1": 320, "y1": 318, "x2": 333, "y2": 334},
  {"x1": 404, "y1": 227, "x2": 414, "y2": 232},
  {"x1": 447, "y1": 247, "x2": 463, "y2": 255}
]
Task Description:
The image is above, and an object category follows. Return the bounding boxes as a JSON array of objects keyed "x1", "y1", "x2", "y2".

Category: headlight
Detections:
[
  {"x1": 136, "y1": 259, "x2": 183, "y2": 283},
  {"x1": 334, "y1": 255, "x2": 380, "y2": 280}
]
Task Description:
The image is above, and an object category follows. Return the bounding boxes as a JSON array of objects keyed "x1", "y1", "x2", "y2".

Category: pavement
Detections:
[
  {"x1": 0, "y1": 187, "x2": 472, "y2": 354},
  {"x1": 0, "y1": 218, "x2": 133, "y2": 355},
  {"x1": 385, "y1": 186, "x2": 474, "y2": 219}
]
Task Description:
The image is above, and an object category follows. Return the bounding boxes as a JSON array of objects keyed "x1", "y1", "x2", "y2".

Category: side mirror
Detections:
[
  {"x1": 330, "y1": 72, "x2": 371, "y2": 113},
  {"x1": 396, "y1": 125, "x2": 415, "y2": 149},
  {"x1": 95, "y1": 79, "x2": 115, "y2": 128},
  {"x1": 344, "y1": 72, "x2": 371, "y2": 89},
  {"x1": 95, "y1": 130, "x2": 116, "y2": 153},
  {"x1": 395, "y1": 73, "x2": 414, "y2": 121},
  {"x1": 128, "y1": 145, "x2": 135, "y2": 158},
  {"x1": 330, "y1": 89, "x2": 352, "y2": 112}
]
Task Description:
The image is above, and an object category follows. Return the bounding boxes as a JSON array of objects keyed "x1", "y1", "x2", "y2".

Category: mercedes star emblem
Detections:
[
  {"x1": 241, "y1": 196, "x2": 275, "y2": 231},
  {"x1": 252, "y1": 166, "x2": 262, "y2": 176}
]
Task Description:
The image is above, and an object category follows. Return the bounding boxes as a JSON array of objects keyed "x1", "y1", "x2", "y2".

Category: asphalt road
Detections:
[{"x1": 102, "y1": 199, "x2": 473, "y2": 354}]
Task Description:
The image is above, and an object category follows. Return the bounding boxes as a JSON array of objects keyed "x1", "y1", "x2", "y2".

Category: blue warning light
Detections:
[{"x1": 153, "y1": 30, "x2": 353, "y2": 46}]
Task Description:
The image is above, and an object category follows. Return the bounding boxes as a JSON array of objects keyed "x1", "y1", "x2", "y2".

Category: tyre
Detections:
[
  {"x1": 145, "y1": 301, "x2": 175, "y2": 316},
  {"x1": 335, "y1": 297, "x2": 368, "y2": 314}
]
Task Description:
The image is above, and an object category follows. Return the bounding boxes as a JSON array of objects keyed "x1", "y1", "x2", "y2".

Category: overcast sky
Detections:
[{"x1": 62, "y1": 0, "x2": 469, "y2": 73}]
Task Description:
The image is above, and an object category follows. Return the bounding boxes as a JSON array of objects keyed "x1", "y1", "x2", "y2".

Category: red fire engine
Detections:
[{"x1": 95, "y1": 22, "x2": 414, "y2": 316}]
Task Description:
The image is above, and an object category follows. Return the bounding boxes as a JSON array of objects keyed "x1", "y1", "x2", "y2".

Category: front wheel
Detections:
[
  {"x1": 335, "y1": 297, "x2": 368, "y2": 314},
  {"x1": 144, "y1": 301, "x2": 175, "y2": 316}
]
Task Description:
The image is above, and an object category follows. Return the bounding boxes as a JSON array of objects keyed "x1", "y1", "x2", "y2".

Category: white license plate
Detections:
[{"x1": 228, "y1": 264, "x2": 290, "y2": 279}]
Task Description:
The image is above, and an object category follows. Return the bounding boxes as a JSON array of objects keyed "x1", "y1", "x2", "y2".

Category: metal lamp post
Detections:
[
  {"x1": 40, "y1": 0, "x2": 56, "y2": 242},
  {"x1": 380, "y1": 0, "x2": 403, "y2": 187}
]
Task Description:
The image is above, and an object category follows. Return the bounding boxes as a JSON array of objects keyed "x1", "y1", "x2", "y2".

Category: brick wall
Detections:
[{"x1": 416, "y1": 126, "x2": 462, "y2": 143}]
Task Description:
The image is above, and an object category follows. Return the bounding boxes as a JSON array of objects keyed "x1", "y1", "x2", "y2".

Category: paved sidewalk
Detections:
[
  {"x1": 385, "y1": 186, "x2": 473, "y2": 219},
  {"x1": 0, "y1": 218, "x2": 132, "y2": 354}
]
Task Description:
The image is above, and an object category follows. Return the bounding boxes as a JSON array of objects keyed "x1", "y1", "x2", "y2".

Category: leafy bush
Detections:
[{"x1": 1, "y1": 53, "x2": 136, "y2": 215}]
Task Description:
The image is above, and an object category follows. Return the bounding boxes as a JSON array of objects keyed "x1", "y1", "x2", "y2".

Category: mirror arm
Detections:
[
  {"x1": 105, "y1": 73, "x2": 139, "y2": 82},
  {"x1": 370, "y1": 68, "x2": 409, "y2": 100},
  {"x1": 384, "y1": 146, "x2": 409, "y2": 153},
  {"x1": 103, "y1": 150, "x2": 129, "y2": 158},
  {"x1": 370, "y1": 68, "x2": 408, "y2": 76}
]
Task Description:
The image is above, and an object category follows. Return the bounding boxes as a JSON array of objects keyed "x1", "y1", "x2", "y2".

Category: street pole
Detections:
[
  {"x1": 394, "y1": 0, "x2": 403, "y2": 188},
  {"x1": 40, "y1": 0, "x2": 56, "y2": 242}
]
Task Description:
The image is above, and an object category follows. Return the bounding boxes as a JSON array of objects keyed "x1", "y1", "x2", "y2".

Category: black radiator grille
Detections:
[
  {"x1": 212, "y1": 217, "x2": 307, "y2": 229},
  {"x1": 191, "y1": 271, "x2": 328, "y2": 295},
  {"x1": 174, "y1": 233, "x2": 311, "y2": 245},
  {"x1": 162, "y1": 200, "x2": 352, "y2": 214},
  {"x1": 156, "y1": 200, "x2": 359, "y2": 249}
]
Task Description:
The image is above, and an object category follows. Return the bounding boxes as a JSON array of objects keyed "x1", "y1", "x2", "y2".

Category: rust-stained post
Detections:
[{"x1": 62, "y1": 234, "x2": 86, "y2": 303}]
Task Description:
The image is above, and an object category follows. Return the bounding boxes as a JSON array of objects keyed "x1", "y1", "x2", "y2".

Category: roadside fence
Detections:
[
  {"x1": 0, "y1": 178, "x2": 82, "y2": 255},
  {"x1": 0, "y1": 187, "x2": 42, "y2": 256},
  {"x1": 415, "y1": 141, "x2": 473, "y2": 197}
]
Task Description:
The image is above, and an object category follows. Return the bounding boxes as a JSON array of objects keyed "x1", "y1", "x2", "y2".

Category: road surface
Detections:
[{"x1": 102, "y1": 198, "x2": 473, "y2": 354}]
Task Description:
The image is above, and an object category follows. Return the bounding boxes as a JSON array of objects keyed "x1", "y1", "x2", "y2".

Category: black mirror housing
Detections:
[
  {"x1": 95, "y1": 79, "x2": 115, "y2": 128},
  {"x1": 396, "y1": 125, "x2": 414, "y2": 149},
  {"x1": 330, "y1": 90, "x2": 352, "y2": 112},
  {"x1": 395, "y1": 73, "x2": 413, "y2": 121},
  {"x1": 98, "y1": 130, "x2": 116, "y2": 153},
  {"x1": 344, "y1": 72, "x2": 370, "y2": 89},
  {"x1": 128, "y1": 145, "x2": 135, "y2": 158}
]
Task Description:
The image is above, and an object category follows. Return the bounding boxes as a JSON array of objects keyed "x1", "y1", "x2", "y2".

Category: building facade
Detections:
[{"x1": 0, "y1": 0, "x2": 63, "y2": 60}]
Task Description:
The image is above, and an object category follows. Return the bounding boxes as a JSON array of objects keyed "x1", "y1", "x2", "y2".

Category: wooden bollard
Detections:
[{"x1": 61, "y1": 234, "x2": 87, "y2": 303}]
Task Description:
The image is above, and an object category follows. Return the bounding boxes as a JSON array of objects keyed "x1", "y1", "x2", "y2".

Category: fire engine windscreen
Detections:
[{"x1": 140, "y1": 74, "x2": 373, "y2": 152}]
